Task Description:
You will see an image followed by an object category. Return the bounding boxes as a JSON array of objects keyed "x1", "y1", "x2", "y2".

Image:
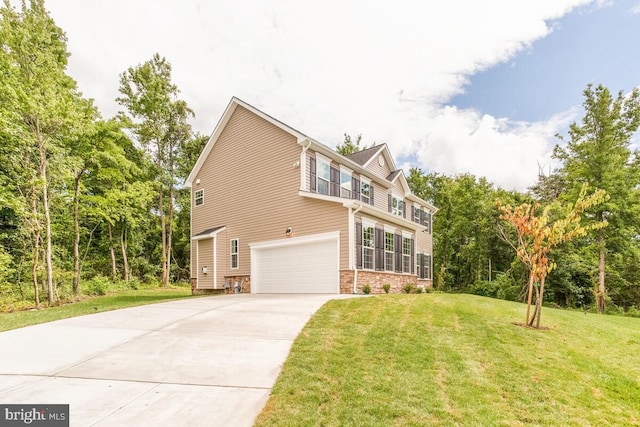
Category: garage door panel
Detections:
[{"x1": 252, "y1": 235, "x2": 338, "y2": 294}]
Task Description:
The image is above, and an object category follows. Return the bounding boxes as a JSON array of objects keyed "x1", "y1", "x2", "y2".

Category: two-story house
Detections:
[{"x1": 186, "y1": 97, "x2": 436, "y2": 294}]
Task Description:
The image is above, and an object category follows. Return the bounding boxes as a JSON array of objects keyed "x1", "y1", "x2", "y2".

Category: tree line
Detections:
[
  {"x1": 407, "y1": 84, "x2": 640, "y2": 314},
  {"x1": 0, "y1": 1, "x2": 206, "y2": 308}
]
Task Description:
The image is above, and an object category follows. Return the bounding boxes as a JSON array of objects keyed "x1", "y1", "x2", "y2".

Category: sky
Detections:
[{"x1": 42, "y1": 0, "x2": 640, "y2": 191}]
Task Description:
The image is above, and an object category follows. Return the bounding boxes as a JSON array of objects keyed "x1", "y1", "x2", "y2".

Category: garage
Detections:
[{"x1": 250, "y1": 231, "x2": 340, "y2": 293}]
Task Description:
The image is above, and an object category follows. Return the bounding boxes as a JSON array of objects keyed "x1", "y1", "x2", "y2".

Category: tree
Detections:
[
  {"x1": 497, "y1": 185, "x2": 608, "y2": 328},
  {"x1": 336, "y1": 133, "x2": 369, "y2": 156},
  {"x1": 117, "y1": 54, "x2": 194, "y2": 286},
  {"x1": 553, "y1": 84, "x2": 640, "y2": 313},
  {"x1": 0, "y1": 0, "x2": 93, "y2": 303}
]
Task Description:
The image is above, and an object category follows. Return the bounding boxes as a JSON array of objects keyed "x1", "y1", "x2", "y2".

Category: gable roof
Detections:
[
  {"x1": 186, "y1": 97, "x2": 308, "y2": 187},
  {"x1": 185, "y1": 97, "x2": 436, "y2": 213},
  {"x1": 347, "y1": 145, "x2": 383, "y2": 166}
]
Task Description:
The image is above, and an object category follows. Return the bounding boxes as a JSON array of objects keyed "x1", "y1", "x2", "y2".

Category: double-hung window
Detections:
[
  {"x1": 384, "y1": 231, "x2": 394, "y2": 271},
  {"x1": 361, "y1": 179, "x2": 371, "y2": 204},
  {"x1": 391, "y1": 195, "x2": 404, "y2": 217},
  {"x1": 402, "y1": 237, "x2": 411, "y2": 273},
  {"x1": 340, "y1": 167, "x2": 352, "y2": 198},
  {"x1": 230, "y1": 239, "x2": 239, "y2": 269},
  {"x1": 317, "y1": 156, "x2": 330, "y2": 195},
  {"x1": 194, "y1": 189, "x2": 204, "y2": 206},
  {"x1": 363, "y1": 225, "x2": 374, "y2": 270}
]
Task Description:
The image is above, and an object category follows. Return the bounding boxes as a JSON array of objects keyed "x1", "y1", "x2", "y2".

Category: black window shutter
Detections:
[
  {"x1": 375, "y1": 227, "x2": 384, "y2": 271},
  {"x1": 356, "y1": 222, "x2": 363, "y2": 269},
  {"x1": 402, "y1": 201, "x2": 406, "y2": 218},
  {"x1": 369, "y1": 185, "x2": 375, "y2": 205},
  {"x1": 352, "y1": 177, "x2": 360, "y2": 200},
  {"x1": 420, "y1": 209, "x2": 425, "y2": 226},
  {"x1": 394, "y1": 233, "x2": 402, "y2": 273},
  {"x1": 410, "y1": 238, "x2": 415, "y2": 274},
  {"x1": 426, "y1": 212, "x2": 431, "y2": 233},
  {"x1": 426, "y1": 254, "x2": 432, "y2": 279},
  {"x1": 330, "y1": 166, "x2": 339, "y2": 196},
  {"x1": 418, "y1": 254, "x2": 425, "y2": 279},
  {"x1": 310, "y1": 157, "x2": 316, "y2": 193},
  {"x1": 388, "y1": 193, "x2": 392, "y2": 213}
]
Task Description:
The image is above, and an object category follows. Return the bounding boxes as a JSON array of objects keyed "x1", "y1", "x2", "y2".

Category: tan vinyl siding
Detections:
[
  {"x1": 196, "y1": 238, "x2": 214, "y2": 289},
  {"x1": 366, "y1": 154, "x2": 392, "y2": 179},
  {"x1": 191, "y1": 106, "x2": 349, "y2": 288}
]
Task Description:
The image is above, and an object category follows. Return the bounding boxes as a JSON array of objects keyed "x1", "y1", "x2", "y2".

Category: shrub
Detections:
[
  {"x1": 403, "y1": 284, "x2": 414, "y2": 294},
  {"x1": 362, "y1": 284, "x2": 371, "y2": 295},
  {"x1": 416, "y1": 287, "x2": 423, "y2": 294},
  {"x1": 382, "y1": 283, "x2": 391, "y2": 294},
  {"x1": 84, "y1": 276, "x2": 111, "y2": 296}
]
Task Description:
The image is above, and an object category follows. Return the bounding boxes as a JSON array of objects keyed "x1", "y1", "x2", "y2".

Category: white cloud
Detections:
[
  {"x1": 45, "y1": 0, "x2": 594, "y2": 190},
  {"x1": 631, "y1": 3, "x2": 640, "y2": 14}
]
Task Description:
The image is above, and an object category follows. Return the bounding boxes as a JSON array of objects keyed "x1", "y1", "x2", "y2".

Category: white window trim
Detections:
[
  {"x1": 230, "y1": 238, "x2": 239, "y2": 269},
  {"x1": 360, "y1": 177, "x2": 371, "y2": 203},
  {"x1": 391, "y1": 194, "x2": 404, "y2": 217},
  {"x1": 340, "y1": 165, "x2": 352, "y2": 198},
  {"x1": 316, "y1": 154, "x2": 330, "y2": 195},
  {"x1": 194, "y1": 189, "x2": 204, "y2": 207},
  {"x1": 384, "y1": 230, "x2": 394, "y2": 271}
]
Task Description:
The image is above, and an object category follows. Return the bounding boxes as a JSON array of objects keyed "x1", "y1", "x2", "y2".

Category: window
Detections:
[
  {"x1": 391, "y1": 195, "x2": 404, "y2": 217},
  {"x1": 230, "y1": 239, "x2": 239, "y2": 269},
  {"x1": 317, "y1": 157, "x2": 330, "y2": 195},
  {"x1": 340, "y1": 168, "x2": 352, "y2": 198},
  {"x1": 402, "y1": 237, "x2": 411, "y2": 273},
  {"x1": 194, "y1": 189, "x2": 204, "y2": 206},
  {"x1": 385, "y1": 231, "x2": 394, "y2": 271},
  {"x1": 413, "y1": 205, "x2": 421, "y2": 223},
  {"x1": 417, "y1": 253, "x2": 432, "y2": 279},
  {"x1": 363, "y1": 225, "x2": 374, "y2": 270},
  {"x1": 361, "y1": 179, "x2": 371, "y2": 204}
]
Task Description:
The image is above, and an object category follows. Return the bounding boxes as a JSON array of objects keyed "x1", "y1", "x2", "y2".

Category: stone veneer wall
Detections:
[{"x1": 340, "y1": 270, "x2": 433, "y2": 294}]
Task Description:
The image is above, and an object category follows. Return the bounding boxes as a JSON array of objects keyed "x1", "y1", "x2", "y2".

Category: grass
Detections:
[
  {"x1": 0, "y1": 287, "x2": 195, "y2": 332},
  {"x1": 255, "y1": 294, "x2": 640, "y2": 426}
]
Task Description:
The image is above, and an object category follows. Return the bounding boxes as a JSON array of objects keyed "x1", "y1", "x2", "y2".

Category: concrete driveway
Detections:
[{"x1": 0, "y1": 294, "x2": 353, "y2": 426}]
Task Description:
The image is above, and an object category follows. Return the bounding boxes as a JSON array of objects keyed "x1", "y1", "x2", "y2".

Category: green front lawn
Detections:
[
  {"x1": 255, "y1": 294, "x2": 640, "y2": 426},
  {"x1": 0, "y1": 287, "x2": 195, "y2": 332}
]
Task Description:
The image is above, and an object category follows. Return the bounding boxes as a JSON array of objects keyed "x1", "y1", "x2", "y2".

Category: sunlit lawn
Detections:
[
  {"x1": 255, "y1": 294, "x2": 640, "y2": 426},
  {"x1": 0, "y1": 287, "x2": 196, "y2": 332}
]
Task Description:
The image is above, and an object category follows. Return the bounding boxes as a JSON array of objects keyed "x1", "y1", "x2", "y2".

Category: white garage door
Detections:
[{"x1": 251, "y1": 232, "x2": 339, "y2": 293}]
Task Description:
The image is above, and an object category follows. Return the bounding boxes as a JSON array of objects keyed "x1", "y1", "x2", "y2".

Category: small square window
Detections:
[{"x1": 194, "y1": 189, "x2": 204, "y2": 206}]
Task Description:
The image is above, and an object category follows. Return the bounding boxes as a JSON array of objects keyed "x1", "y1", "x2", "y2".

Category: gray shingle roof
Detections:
[{"x1": 346, "y1": 145, "x2": 383, "y2": 166}]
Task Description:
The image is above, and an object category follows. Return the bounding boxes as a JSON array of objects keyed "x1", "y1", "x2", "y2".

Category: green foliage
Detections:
[
  {"x1": 84, "y1": 275, "x2": 110, "y2": 296},
  {"x1": 336, "y1": 133, "x2": 369, "y2": 156},
  {"x1": 382, "y1": 283, "x2": 391, "y2": 294},
  {"x1": 416, "y1": 286, "x2": 423, "y2": 294},
  {"x1": 403, "y1": 284, "x2": 413, "y2": 294},
  {"x1": 362, "y1": 284, "x2": 371, "y2": 295}
]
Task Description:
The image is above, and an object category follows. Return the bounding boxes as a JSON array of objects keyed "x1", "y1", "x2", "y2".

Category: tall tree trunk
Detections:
[
  {"x1": 72, "y1": 173, "x2": 81, "y2": 294},
  {"x1": 30, "y1": 189, "x2": 41, "y2": 309},
  {"x1": 159, "y1": 182, "x2": 168, "y2": 286},
  {"x1": 120, "y1": 225, "x2": 129, "y2": 282},
  {"x1": 535, "y1": 276, "x2": 546, "y2": 329},
  {"x1": 166, "y1": 184, "x2": 174, "y2": 285},
  {"x1": 36, "y1": 122, "x2": 54, "y2": 303},
  {"x1": 525, "y1": 274, "x2": 535, "y2": 325},
  {"x1": 597, "y1": 229, "x2": 606, "y2": 313},
  {"x1": 108, "y1": 223, "x2": 117, "y2": 279}
]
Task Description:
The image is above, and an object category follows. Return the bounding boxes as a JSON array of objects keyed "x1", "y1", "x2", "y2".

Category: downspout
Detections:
[{"x1": 351, "y1": 202, "x2": 364, "y2": 294}]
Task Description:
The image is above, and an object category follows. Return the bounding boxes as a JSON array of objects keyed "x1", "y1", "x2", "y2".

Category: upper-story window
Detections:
[
  {"x1": 195, "y1": 189, "x2": 204, "y2": 206},
  {"x1": 390, "y1": 195, "x2": 405, "y2": 217},
  {"x1": 317, "y1": 156, "x2": 330, "y2": 195},
  {"x1": 340, "y1": 167, "x2": 352, "y2": 198},
  {"x1": 361, "y1": 178, "x2": 371, "y2": 204},
  {"x1": 413, "y1": 204, "x2": 432, "y2": 233}
]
